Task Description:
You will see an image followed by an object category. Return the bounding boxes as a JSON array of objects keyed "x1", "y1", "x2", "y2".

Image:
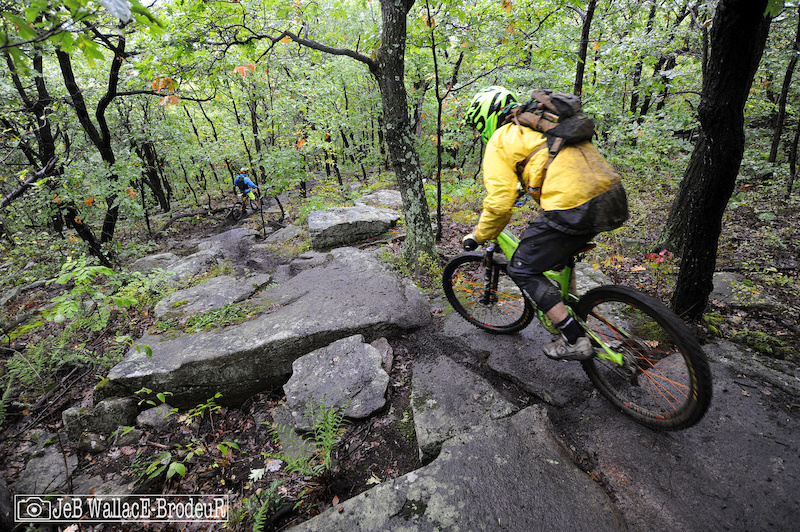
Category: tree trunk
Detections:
[
  {"x1": 374, "y1": 0, "x2": 436, "y2": 263},
  {"x1": 656, "y1": 0, "x2": 772, "y2": 320},
  {"x1": 787, "y1": 121, "x2": 800, "y2": 198},
  {"x1": 768, "y1": 4, "x2": 800, "y2": 163},
  {"x1": 573, "y1": 0, "x2": 597, "y2": 96},
  {"x1": 57, "y1": 47, "x2": 123, "y2": 243},
  {"x1": 630, "y1": 1, "x2": 658, "y2": 115}
]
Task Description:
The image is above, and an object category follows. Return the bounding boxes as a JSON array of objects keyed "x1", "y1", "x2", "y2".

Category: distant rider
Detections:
[{"x1": 234, "y1": 167, "x2": 259, "y2": 212}]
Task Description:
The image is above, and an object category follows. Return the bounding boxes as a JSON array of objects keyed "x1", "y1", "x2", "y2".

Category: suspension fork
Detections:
[{"x1": 480, "y1": 244, "x2": 500, "y2": 305}]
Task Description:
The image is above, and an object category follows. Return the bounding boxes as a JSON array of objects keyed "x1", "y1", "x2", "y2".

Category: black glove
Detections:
[{"x1": 462, "y1": 233, "x2": 480, "y2": 251}]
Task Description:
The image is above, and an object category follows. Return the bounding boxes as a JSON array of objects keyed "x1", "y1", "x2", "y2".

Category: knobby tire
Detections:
[
  {"x1": 442, "y1": 252, "x2": 535, "y2": 334},
  {"x1": 576, "y1": 285, "x2": 712, "y2": 430}
]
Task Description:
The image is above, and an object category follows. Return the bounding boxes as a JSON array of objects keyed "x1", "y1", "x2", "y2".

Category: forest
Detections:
[{"x1": 1, "y1": 0, "x2": 799, "y2": 529}]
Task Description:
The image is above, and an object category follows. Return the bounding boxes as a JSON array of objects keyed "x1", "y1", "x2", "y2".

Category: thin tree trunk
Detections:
[
  {"x1": 6, "y1": 50, "x2": 111, "y2": 265},
  {"x1": 768, "y1": 4, "x2": 800, "y2": 163},
  {"x1": 574, "y1": 0, "x2": 597, "y2": 96},
  {"x1": 630, "y1": 1, "x2": 658, "y2": 114}
]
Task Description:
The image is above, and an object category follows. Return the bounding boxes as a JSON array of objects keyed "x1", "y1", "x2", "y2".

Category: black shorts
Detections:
[{"x1": 506, "y1": 217, "x2": 595, "y2": 312}]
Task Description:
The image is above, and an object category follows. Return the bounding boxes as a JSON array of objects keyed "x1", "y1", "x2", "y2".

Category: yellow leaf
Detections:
[
  {"x1": 152, "y1": 76, "x2": 176, "y2": 92},
  {"x1": 159, "y1": 94, "x2": 181, "y2": 106},
  {"x1": 234, "y1": 64, "x2": 256, "y2": 77},
  {"x1": 630, "y1": 265, "x2": 647, "y2": 272},
  {"x1": 593, "y1": 41, "x2": 601, "y2": 51}
]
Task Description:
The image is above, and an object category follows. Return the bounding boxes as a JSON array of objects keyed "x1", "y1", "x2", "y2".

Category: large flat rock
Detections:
[
  {"x1": 308, "y1": 206, "x2": 400, "y2": 249},
  {"x1": 412, "y1": 356, "x2": 517, "y2": 462},
  {"x1": 569, "y1": 339, "x2": 800, "y2": 532},
  {"x1": 292, "y1": 406, "x2": 625, "y2": 532},
  {"x1": 100, "y1": 248, "x2": 431, "y2": 407}
]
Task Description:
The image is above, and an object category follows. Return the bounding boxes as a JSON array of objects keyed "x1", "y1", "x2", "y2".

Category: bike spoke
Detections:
[
  {"x1": 443, "y1": 254, "x2": 534, "y2": 333},
  {"x1": 578, "y1": 286, "x2": 712, "y2": 430}
]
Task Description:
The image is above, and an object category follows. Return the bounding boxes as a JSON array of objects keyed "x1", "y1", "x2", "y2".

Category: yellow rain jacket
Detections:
[{"x1": 474, "y1": 123, "x2": 628, "y2": 242}]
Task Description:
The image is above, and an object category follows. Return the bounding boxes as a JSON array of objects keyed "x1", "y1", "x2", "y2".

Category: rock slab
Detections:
[
  {"x1": 100, "y1": 248, "x2": 430, "y2": 407},
  {"x1": 412, "y1": 356, "x2": 516, "y2": 463},
  {"x1": 153, "y1": 274, "x2": 271, "y2": 319},
  {"x1": 308, "y1": 206, "x2": 400, "y2": 249},
  {"x1": 284, "y1": 335, "x2": 390, "y2": 431},
  {"x1": 292, "y1": 406, "x2": 625, "y2": 532}
]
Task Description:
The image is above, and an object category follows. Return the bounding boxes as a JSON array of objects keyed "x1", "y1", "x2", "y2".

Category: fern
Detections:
[
  {"x1": 264, "y1": 398, "x2": 349, "y2": 478},
  {"x1": 308, "y1": 399, "x2": 348, "y2": 471},
  {"x1": 251, "y1": 479, "x2": 284, "y2": 532},
  {"x1": 252, "y1": 500, "x2": 269, "y2": 532},
  {"x1": 0, "y1": 378, "x2": 13, "y2": 427}
]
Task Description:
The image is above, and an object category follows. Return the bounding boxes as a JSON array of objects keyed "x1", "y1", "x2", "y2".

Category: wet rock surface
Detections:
[
  {"x1": 100, "y1": 247, "x2": 431, "y2": 407},
  {"x1": 6, "y1": 201, "x2": 799, "y2": 531}
]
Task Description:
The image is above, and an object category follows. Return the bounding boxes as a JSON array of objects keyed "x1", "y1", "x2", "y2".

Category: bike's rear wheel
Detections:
[
  {"x1": 576, "y1": 285, "x2": 712, "y2": 430},
  {"x1": 442, "y1": 253, "x2": 535, "y2": 334}
]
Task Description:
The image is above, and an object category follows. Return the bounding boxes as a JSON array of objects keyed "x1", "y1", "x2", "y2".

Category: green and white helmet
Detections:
[{"x1": 464, "y1": 86, "x2": 517, "y2": 144}]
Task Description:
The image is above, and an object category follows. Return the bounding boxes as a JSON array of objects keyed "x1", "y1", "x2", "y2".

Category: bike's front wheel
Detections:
[
  {"x1": 576, "y1": 285, "x2": 712, "y2": 430},
  {"x1": 442, "y1": 253, "x2": 535, "y2": 334}
]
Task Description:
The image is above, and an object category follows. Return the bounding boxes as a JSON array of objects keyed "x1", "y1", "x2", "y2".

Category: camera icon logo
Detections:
[{"x1": 15, "y1": 496, "x2": 52, "y2": 522}]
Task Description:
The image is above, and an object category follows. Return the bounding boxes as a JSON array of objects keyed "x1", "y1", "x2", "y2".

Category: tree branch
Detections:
[
  {"x1": 237, "y1": 29, "x2": 377, "y2": 72},
  {"x1": 0, "y1": 158, "x2": 57, "y2": 211}
]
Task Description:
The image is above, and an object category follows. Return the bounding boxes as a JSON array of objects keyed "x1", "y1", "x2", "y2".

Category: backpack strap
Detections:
[{"x1": 515, "y1": 136, "x2": 565, "y2": 187}]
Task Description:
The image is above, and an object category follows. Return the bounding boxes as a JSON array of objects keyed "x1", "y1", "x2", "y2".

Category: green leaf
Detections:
[
  {"x1": 147, "y1": 465, "x2": 166, "y2": 479},
  {"x1": 112, "y1": 295, "x2": 138, "y2": 308},
  {"x1": 24, "y1": 7, "x2": 40, "y2": 23},
  {"x1": 135, "y1": 344, "x2": 153, "y2": 357},
  {"x1": 167, "y1": 461, "x2": 186, "y2": 478},
  {"x1": 3, "y1": 13, "x2": 38, "y2": 40},
  {"x1": 76, "y1": 35, "x2": 105, "y2": 67},
  {"x1": 764, "y1": 0, "x2": 782, "y2": 17}
]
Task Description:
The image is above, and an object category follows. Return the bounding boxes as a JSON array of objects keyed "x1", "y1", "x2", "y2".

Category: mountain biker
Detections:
[
  {"x1": 234, "y1": 167, "x2": 259, "y2": 211},
  {"x1": 462, "y1": 86, "x2": 628, "y2": 361}
]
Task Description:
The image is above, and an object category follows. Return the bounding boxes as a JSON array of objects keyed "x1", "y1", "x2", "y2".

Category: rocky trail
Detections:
[{"x1": 2, "y1": 195, "x2": 799, "y2": 531}]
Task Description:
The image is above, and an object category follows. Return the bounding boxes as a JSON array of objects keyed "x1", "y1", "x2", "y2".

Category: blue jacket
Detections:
[{"x1": 234, "y1": 174, "x2": 258, "y2": 194}]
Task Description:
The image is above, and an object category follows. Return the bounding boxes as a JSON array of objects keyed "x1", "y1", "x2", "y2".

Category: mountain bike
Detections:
[
  {"x1": 226, "y1": 191, "x2": 262, "y2": 221},
  {"x1": 442, "y1": 229, "x2": 713, "y2": 430}
]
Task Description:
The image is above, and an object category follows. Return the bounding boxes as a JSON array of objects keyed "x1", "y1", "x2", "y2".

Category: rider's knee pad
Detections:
[{"x1": 519, "y1": 276, "x2": 562, "y2": 313}]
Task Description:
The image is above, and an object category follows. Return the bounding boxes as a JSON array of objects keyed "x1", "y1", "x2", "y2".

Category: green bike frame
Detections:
[{"x1": 495, "y1": 229, "x2": 624, "y2": 365}]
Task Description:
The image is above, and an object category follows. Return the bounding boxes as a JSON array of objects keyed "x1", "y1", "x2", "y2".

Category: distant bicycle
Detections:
[
  {"x1": 226, "y1": 192, "x2": 262, "y2": 221},
  {"x1": 442, "y1": 229, "x2": 713, "y2": 431}
]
